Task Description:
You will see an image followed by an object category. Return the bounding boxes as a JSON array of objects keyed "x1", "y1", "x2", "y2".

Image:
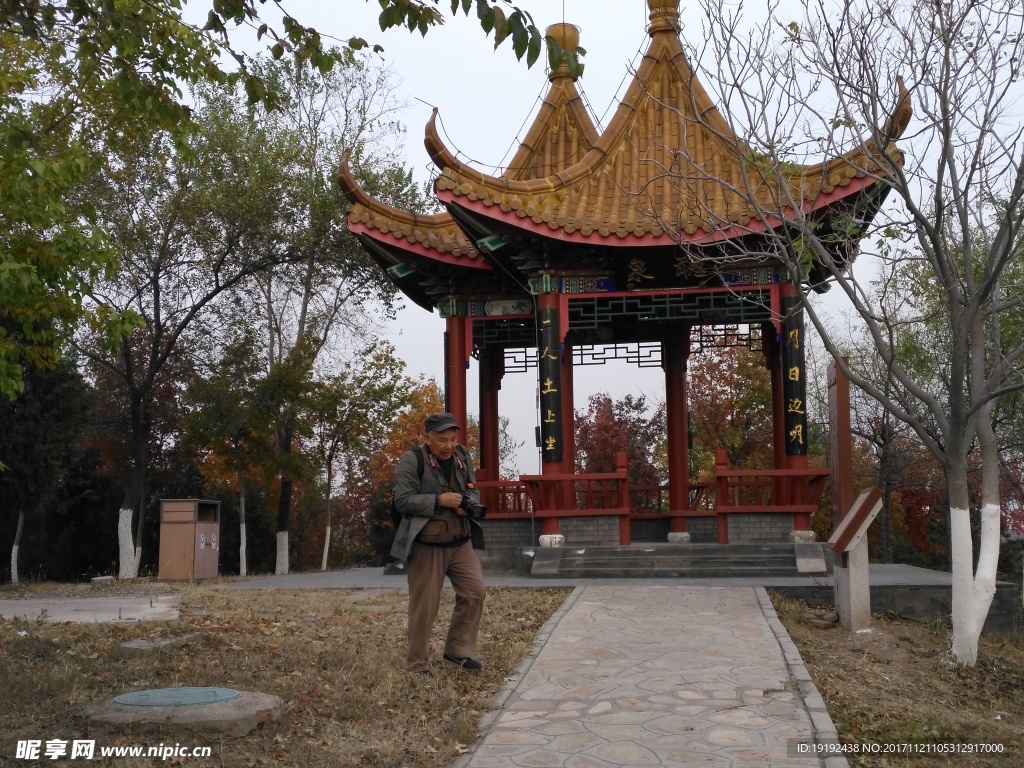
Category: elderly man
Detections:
[{"x1": 391, "y1": 412, "x2": 486, "y2": 675}]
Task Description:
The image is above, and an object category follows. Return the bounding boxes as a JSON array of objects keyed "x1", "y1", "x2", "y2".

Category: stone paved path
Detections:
[{"x1": 454, "y1": 586, "x2": 843, "y2": 768}]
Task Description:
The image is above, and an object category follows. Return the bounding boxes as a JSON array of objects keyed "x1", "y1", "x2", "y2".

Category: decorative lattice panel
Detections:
[
  {"x1": 568, "y1": 290, "x2": 772, "y2": 330},
  {"x1": 572, "y1": 343, "x2": 663, "y2": 367}
]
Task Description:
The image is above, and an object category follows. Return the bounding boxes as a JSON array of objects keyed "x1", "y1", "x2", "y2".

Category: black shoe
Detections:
[{"x1": 443, "y1": 654, "x2": 483, "y2": 672}]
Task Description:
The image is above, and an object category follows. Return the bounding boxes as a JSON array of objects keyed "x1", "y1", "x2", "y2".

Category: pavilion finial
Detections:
[
  {"x1": 647, "y1": 0, "x2": 681, "y2": 36},
  {"x1": 546, "y1": 23, "x2": 582, "y2": 82}
]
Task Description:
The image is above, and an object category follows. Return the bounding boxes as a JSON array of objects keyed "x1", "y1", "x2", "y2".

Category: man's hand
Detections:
[{"x1": 439, "y1": 492, "x2": 463, "y2": 509}]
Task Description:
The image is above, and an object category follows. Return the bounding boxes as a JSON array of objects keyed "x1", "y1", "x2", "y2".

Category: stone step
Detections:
[
  {"x1": 556, "y1": 565, "x2": 802, "y2": 578},
  {"x1": 558, "y1": 556, "x2": 795, "y2": 569},
  {"x1": 559, "y1": 544, "x2": 795, "y2": 558},
  {"x1": 550, "y1": 543, "x2": 806, "y2": 579},
  {"x1": 559, "y1": 549, "x2": 795, "y2": 562}
]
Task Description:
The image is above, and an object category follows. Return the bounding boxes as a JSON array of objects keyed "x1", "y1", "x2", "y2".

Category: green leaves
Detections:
[
  {"x1": 0, "y1": 0, "x2": 553, "y2": 399},
  {"x1": 545, "y1": 37, "x2": 585, "y2": 75}
]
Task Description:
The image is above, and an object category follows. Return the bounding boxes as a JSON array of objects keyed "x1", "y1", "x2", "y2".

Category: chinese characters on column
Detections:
[
  {"x1": 537, "y1": 307, "x2": 563, "y2": 463},
  {"x1": 781, "y1": 296, "x2": 808, "y2": 456}
]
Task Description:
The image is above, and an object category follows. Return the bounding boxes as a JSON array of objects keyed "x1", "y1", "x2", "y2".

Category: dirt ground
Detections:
[
  {"x1": 3, "y1": 581, "x2": 1022, "y2": 767},
  {"x1": 770, "y1": 592, "x2": 1023, "y2": 767},
  {"x1": 0, "y1": 581, "x2": 571, "y2": 768}
]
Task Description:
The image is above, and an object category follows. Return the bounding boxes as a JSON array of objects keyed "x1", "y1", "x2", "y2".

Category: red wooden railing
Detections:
[
  {"x1": 629, "y1": 485, "x2": 669, "y2": 514},
  {"x1": 476, "y1": 479, "x2": 535, "y2": 516},
  {"x1": 476, "y1": 450, "x2": 830, "y2": 546},
  {"x1": 712, "y1": 450, "x2": 830, "y2": 542}
]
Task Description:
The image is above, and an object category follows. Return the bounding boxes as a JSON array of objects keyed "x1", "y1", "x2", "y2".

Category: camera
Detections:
[{"x1": 461, "y1": 494, "x2": 487, "y2": 520}]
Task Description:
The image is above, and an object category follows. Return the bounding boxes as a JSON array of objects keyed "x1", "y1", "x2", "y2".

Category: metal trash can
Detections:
[{"x1": 158, "y1": 499, "x2": 221, "y2": 580}]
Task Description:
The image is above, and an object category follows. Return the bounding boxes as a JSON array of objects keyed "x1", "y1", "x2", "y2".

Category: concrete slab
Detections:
[
  {"x1": 113, "y1": 632, "x2": 203, "y2": 659},
  {"x1": 795, "y1": 543, "x2": 827, "y2": 574},
  {"x1": 0, "y1": 595, "x2": 180, "y2": 624},
  {"x1": 531, "y1": 547, "x2": 563, "y2": 577},
  {"x1": 84, "y1": 690, "x2": 283, "y2": 737}
]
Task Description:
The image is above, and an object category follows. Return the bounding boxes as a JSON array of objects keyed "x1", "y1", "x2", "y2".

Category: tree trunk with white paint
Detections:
[
  {"x1": 950, "y1": 401, "x2": 1002, "y2": 664},
  {"x1": 946, "y1": 459, "x2": 978, "y2": 663},
  {"x1": 275, "y1": 531, "x2": 289, "y2": 575},
  {"x1": 237, "y1": 455, "x2": 248, "y2": 578},
  {"x1": 11, "y1": 509, "x2": 24, "y2": 584},
  {"x1": 321, "y1": 467, "x2": 333, "y2": 572},
  {"x1": 117, "y1": 393, "x2": 151, "y2": 580},
  {"x1": 117, "y1": 503, "x2": 137, "y2": 579}
]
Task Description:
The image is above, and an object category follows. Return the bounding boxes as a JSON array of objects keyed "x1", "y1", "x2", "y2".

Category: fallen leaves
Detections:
[
  {"x1": 1, "y1": 585, "x2": 572, "y2": 768},
  {"x1": 772, "y1": 593, "x2": 1024, "y2": 767}
]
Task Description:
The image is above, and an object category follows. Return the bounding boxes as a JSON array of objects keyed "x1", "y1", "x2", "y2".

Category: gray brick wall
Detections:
[
  {"x1": 561, "y1": 516, "x2": 620, "y2": 546},
  {"x1": 481, "y1": 514, "x2": 793, "y2": 547},
  {"x1": 687, "y1": 517, "x2": 717, "y2": 543},
  {"x1": 727, "y1": 513, "x2": 793, "y2": 543},
  {"x1": 480, "y1": 518, "x2": 537, "y2": 548}
]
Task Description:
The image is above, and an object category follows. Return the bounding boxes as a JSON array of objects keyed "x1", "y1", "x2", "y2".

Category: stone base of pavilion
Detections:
[
  {"x1": 481, "y1": 512, "x2": 802, "y2": 551},
  {"x1": 476, "y1": 517, "x2": 831, "y2": 580}
]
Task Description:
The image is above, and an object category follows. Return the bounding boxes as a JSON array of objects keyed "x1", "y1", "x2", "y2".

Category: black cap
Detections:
[{"x1": 424, "y1": 412, "x2": 460, "y2": 433}]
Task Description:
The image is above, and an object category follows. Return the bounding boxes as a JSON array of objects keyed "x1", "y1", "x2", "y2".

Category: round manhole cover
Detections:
[{"x1": 114, "y1": 687, "x2": 241, "y2": 707}]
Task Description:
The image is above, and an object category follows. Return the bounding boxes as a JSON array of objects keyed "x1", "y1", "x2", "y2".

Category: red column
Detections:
[
  {"x1": 715, "y1": 449, "x2": 729, "y2": 544},
  {"x1": 479, "y1": 347, "x2": 502, "y2": 479},
  {"x1": 616, "y1": 451, "x2": 631, "y2": 546},
  {"x1": 664, "y1": 329, "x2": 690, "y2": 533},
  {"x1": 789, "y1": 450, "x2": 811, "y2": 533},
  {"x1": 445, "y1": 316, "x2": 468, "y2": 433},
  {"x1": 478, "y1": 347, "x2": 502, "y2": 514}
]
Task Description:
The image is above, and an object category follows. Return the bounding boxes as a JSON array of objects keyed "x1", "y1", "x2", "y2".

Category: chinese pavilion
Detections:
[{"x1": 338, "y1": 0, "x2": 909, "y2": 549}]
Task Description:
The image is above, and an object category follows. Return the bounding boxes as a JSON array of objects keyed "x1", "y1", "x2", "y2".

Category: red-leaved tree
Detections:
[{"x1": 574, "y1": 393, "x2": 666, "y2": 487}]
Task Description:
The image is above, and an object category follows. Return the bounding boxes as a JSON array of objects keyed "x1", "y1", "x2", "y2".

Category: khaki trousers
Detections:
[{"x1": 406, "y1": 540, "x2": 485, "y2": 672}]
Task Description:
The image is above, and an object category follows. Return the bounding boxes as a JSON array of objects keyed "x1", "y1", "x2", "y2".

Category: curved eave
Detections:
[
  {"x1": 348, "y1": 218, "x2": 490, "y2": 269},
  {"x1": 338, "y1": 148, "x2": 482, "y2": 263},
  {"x1": 437, "y1": 173, "x2": 883, "y2": 247}
]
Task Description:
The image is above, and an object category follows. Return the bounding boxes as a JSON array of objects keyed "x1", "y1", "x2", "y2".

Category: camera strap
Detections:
[{"x1": 425, "y1": 446, "x2": 464, "y2": 491}]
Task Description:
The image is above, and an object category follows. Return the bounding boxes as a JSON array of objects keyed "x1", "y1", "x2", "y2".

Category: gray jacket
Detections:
[{"x1": 390, "y1": 444, "x2": 485, "y2": 562}]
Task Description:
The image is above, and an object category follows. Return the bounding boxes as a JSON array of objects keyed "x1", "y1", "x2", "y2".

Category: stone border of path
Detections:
[
  {"x1": 756, "y1": 588, "x2": 850, "y2": 768},
  {"x1": 452, "y1": 586, "x2": 851, "y2": 768}
]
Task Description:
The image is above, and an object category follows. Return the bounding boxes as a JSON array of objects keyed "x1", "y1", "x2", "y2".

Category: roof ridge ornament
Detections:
[
  {"x1": 648, "y1": 0, "x2": 681, "y2": 36},
  {"x1": 546, "y1": 23, "x2": 582, "y2": 82}
]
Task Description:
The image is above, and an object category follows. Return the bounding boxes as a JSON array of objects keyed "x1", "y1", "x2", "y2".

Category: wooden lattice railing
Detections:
[{"x1": 475, "y1": 450, "x2": 830, "y2": 545}]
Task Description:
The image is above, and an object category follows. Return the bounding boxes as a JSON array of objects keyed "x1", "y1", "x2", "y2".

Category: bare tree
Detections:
[
  {"x1": 239, "y1": 52, "x2": 421, "y2": 575},
  {"x1": 636, "y1": 0, "x2": 1024, "y2": 664}
]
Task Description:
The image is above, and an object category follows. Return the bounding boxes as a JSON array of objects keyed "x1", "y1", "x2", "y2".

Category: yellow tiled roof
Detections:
[
  {"x1": 338, "y1": 22, "x2": 597, "y2": 262},
  {"x1": 428, "y1": 2, "x2": 910, "y2": 244},
  {"x1": 339, "y1": 173, "x2": 478, "y2": 263},
  {"x1": 503, "y1": 23, "x2": 599, "y2": 181},
  {"x1": 338, "y1": 150, "x2": 479, "y2": 260}
]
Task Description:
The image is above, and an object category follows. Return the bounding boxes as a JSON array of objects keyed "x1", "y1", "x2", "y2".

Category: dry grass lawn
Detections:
[
  {"x1": 5, "y1": 581, "x2": 1022, "y2": 768},
  {"x1": 0, "y1": 580, "x2": 570, "y2": 767},
  {"x1": 771, "y1": 592, "x2": 1023, "y2": 767}
]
